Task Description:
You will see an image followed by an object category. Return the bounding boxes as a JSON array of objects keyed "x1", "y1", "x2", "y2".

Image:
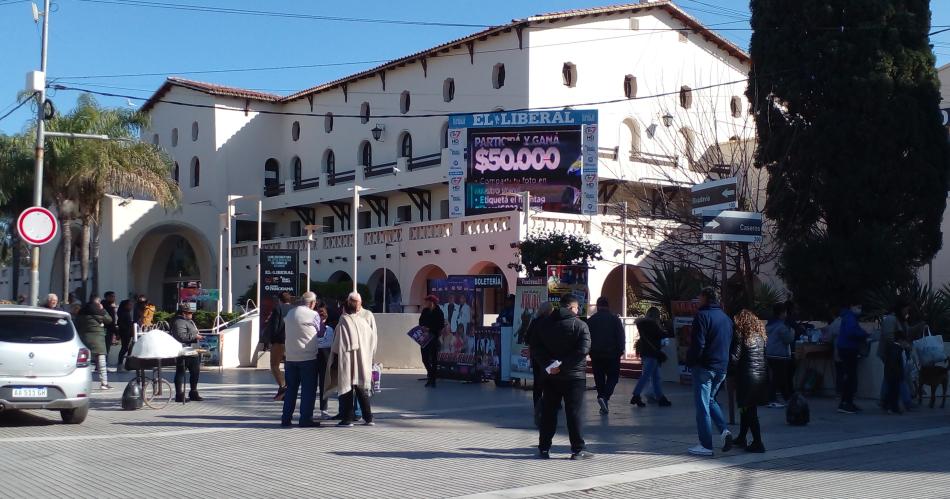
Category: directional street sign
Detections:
[
  {"x1": 702, "y1": 210, "x2": 763, "y2": 243},
  {"x1": 691, "y1": 177, "x2": 738, "y2": 215},
  {"x1": 17, "y1": 207, "x2": 58, "y2": 246}
]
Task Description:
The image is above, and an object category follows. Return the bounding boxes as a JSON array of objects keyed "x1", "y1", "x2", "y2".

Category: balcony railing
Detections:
[
  {"x1": 327, "y1": 169, "x2": 356, "y2": 186},
  {"x1": 407, "y1": 152, "x2": 441, "y2": 171},
  {"x1": 364, "y1": 160, "x2": 396, "y2": 178},
  {"x1": 263, "y1": 183, "x2": 285, "y2": 197},
  {"x1": 294, "y1": 176, "x2": 319, "y2": 191}
]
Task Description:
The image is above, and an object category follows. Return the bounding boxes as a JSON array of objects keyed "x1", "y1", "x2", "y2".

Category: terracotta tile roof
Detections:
[{"x1": 142, "y1": 1, "x2": 749, "y2": 110}]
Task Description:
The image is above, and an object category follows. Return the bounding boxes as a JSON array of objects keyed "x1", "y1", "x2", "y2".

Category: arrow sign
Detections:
[
  {"x1": 702, "y1": 210, "x2": 763, "y2": 243},
  {"x1": 691, "y1": 177, "x2": 738, "y2": 215}
]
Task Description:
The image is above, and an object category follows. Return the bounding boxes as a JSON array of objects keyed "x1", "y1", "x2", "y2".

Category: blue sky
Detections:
[{"x1": 2, "y1": 0, "x2": 949, "y2": 134}]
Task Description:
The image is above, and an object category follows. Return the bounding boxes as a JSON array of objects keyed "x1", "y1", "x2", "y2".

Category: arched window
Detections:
[
  {"x1": 400, "y1": 91, "x2": 411, "y2": 114},
  {"x1": 440, "y1": 121, "x2": 449, "y2": 149},
  {"x1": 323, "y1": 149, "x2": 336, "y2": 174},
  {"x1": 360, "y1": 102, "x2": 370, "y2": 124},
  {"x1": 730, "y1": 96, "x2": 743, "y2": 118},
  {"x1": 679, "y1": 85, "x2": 693, "y2": 109},
  {"x1": 292, "y1": 156, "x2": 302, "y2": 185},
  {"x1": 443, "y1": 78, "x2": 455, "y2": 102},
  {"x1": 400, "y1": 132, "x2": 412, "y2": 159},
  {"x1": 173, "y1": 161, "x2": 179, "y2": 184},
  {"x1": 264, "y1": 158, "x2": 280, "y2": 190},
  {"x1": 171, "y1": 128, "x2": 179, "y2": 147},
  {"x1": 359, "y1": 141, "x2": 372, "y2": 167},
  {"x1": 621, "y1": 119, "x2": 641, "y2": 160},
  {"x1": 152, "y1": 133, "x2": 159, "y2": 145},
  {"x1": 679, "y1": 127, "x2": 697, "y2": 165},
  {"x1": 191, "y1": 121, "x2": 199, "y2": 141},
  {"x1": 324, "y1": 112, "x2": 334, "y2": 133},
  {"x1": 624, "y1": 75, "x2": 637, "y2": 99},
  {"x1": 562, "y1": 62, "x2": 577, "y2": 87},
  {"x1": 492, "y1": 63, "x2": 506, "y2": 89},
  {"x1": 189, "y1": 157, "x2": 200, "y2": 187},
  {"x1": 291, "y1": 121, "x2": 301, "y2": 141}
]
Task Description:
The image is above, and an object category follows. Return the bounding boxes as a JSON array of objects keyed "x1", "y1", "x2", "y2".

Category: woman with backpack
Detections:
[{"x1": 726, "y1": 309, "x2": 769, "y2": 453}]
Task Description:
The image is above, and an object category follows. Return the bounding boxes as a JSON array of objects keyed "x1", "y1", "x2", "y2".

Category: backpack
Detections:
[{"x1": 786, "y1": 392, "x2": 810, "y2": 426}]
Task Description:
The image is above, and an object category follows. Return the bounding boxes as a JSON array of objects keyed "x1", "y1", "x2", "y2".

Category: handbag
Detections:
[{"x1": 913, "y1": 327, "x2": 947, "y2": 367}]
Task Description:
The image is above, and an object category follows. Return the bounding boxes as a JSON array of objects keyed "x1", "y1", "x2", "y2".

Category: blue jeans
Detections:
[
  {"x1": 338, "y1": 394, "x2": 362, "y2": 418},
  {"x1": 693, "y1": 367, "x2": 728, "y2": 450},
  {"x1": 282, "y1": 359, "x2": 318, "y2": 425},
  {"x1": 633, "y1": 356, "x2": 664, "y2": 399},
  {"x1": 880, "y1": 374, "x2": 913, "y2": 408}
]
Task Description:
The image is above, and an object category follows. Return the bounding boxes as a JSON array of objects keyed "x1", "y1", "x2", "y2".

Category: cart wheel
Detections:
[{"x1": 143, "y1": 377, "x2": 173, "y2": 410}]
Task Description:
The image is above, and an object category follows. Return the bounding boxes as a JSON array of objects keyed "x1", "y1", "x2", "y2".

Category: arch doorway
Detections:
[
  {"x1": 467, "y1": 261, "x2": 510, "y2": 317},
  {"x1": 129, "y1": 224, "x2": 215, "y2": 312},
  {"x1": 327, "y1": 270, "x2": 352, "y2": 286},
  {"x1": 367, "y1": 268, "x2": 401, "y2": 313},
  {"x1": 600, "y1": 264, "x2": 646, "y2": 316},
  {"x1": 409, "y1": 264, "x2": 446, "y2": 311}
]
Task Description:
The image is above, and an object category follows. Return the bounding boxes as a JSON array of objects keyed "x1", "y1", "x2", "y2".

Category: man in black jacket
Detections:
[
  {"x1": 587, "y1": 296, "x2": 625, "y2": 415},
  {"x1": 170, "y1": 303, "x2": 204, "y2": 402},
  {"x1": 531, "y1": 294, "x2": 593, "y2": 460},
  {"x1": 418, "y1": 295, "x2": 446, "y2": 387}
]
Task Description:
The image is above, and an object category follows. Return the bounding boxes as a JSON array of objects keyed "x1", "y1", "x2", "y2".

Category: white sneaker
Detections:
[
  {"x1": 767, "y1": 402, "x2": 786, "y2": 409},
  {"x1": 320, "y1": 410, "x2": 332, "y2": 420},
  {"x1": 106, "y1": 367, "x2": 118, "y2": 373},
  {"x1": 720, "y1": 430, "x2": 732, "y2": 450},
  {"x1": 688, "y1": 445, "x2": 713, "y2": 456}
]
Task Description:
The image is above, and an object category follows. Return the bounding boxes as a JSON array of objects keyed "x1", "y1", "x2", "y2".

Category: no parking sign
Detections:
[{"x1": 17, "y1": 207, "x2": 58, "y2": 246}]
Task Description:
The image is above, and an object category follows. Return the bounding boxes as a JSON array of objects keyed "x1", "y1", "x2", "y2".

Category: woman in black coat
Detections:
[{"x1": 728, "y1": 309, "x2": 769, "y2": 453}]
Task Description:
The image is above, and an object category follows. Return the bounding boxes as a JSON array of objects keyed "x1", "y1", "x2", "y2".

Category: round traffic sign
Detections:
[{"x1": 17, "y1": 207, "x2": 58, "y2": 246}]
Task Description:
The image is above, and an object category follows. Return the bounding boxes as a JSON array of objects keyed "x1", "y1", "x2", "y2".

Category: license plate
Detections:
[{"x1": 12, "y1": 387, "x2": 47, "y2": 398}]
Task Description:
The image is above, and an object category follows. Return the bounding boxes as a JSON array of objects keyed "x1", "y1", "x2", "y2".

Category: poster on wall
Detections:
[
  {"x1": 671, "y1": 300, "x2": 700, "y2": 384},
  {"x1": 511, "y1": 277, "x2": 548, "y2": 380},
  {"x1": 546, "y1": 265, "x2": 589, "y2": 317},
  {"x1": 448, "y1": 110, "x2": 599, "y2": 217},
  {"x1": 260, "y1": 249, "x2": 299, "y2": 302},
  {"x1": 429, "y1": 276, "x2": 479, "y2": 380},
  {"x1": 473, "y1": 326, "x2": 502, "y2": 381}
]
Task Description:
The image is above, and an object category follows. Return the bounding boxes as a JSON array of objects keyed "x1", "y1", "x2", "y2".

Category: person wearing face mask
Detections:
[{"x1": 836, "y1": 301, "x2": 870, "y2": 414}]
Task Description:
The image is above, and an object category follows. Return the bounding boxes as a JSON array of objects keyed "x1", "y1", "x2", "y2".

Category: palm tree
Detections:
[
  {"x1": 0, "y1": 134, "x2": 35, "y2": 301},
  {"x1": 40, "y1": 94, "x2": 180, "y2": 299}
]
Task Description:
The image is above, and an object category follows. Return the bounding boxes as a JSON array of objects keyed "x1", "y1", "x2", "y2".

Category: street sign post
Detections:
[
  {"x1": 702, "y1": 210, "x2": 763, "y2": 243},
  {"x1": 17, "y1": 207, "x2": 57, "y2": 246},
  {"x1": 691, "y1": 177, "x2": 738, "y2": 215}
]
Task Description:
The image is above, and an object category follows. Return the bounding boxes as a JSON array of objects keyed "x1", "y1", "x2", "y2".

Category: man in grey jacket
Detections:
[
  {"x1": 765, "y1": 303, "x2": 795, "y2": 408},
  {"x1": 170, "y1": 303, "x2": 204, "y2": 402}
]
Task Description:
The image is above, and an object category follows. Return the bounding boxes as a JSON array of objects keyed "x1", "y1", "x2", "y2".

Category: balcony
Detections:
[{"x1": 263, "y1": 183, "x2": 285, "y2": 197}]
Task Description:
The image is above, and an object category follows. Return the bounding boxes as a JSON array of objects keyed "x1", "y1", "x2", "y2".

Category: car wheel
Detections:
[{"x1": 60, "y1": 405, "x2": 89, "y2": 424}]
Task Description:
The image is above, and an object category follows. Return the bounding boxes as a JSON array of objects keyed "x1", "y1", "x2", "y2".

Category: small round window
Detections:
[
  {"x1": 324, "y1": 112, "x2": 334, "y2": 133},
  {"x1": 191, "y1": 121, "x2": 199, "y2": 141},
  {"x1": 291, "y1": 121, "x2": 301, "y2": 141}
]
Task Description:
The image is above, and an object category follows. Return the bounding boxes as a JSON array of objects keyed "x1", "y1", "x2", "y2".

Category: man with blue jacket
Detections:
[
  {"x1": 836, "y1": 301, "x2": 869, "y2": 414},
  {"x1": 686, "y1": 287, "x2": 733, "y2": 456}
]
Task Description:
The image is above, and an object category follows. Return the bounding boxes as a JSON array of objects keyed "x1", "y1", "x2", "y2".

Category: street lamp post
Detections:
[
  {"x1": 598, "y1": 201, "x2": 630, "y2": 316},
  {"x1": 225, "y1": 194, "x2": 261, "y2": 313},
  {"x1": 303, "y1": 224, "x2": 325, "y2": 293},
  {"x1": 217, "y1": 213, "x2": 225, "y2": 314},
  {"x1": 348, "y1": 186, "x2": 370, "y2": 294},
  {"x1": 382, "y1": 242, "x2": 393, "y2": 313},
  {"x1": 27, "y1": 0, "x2": 50, "y2": 306}
]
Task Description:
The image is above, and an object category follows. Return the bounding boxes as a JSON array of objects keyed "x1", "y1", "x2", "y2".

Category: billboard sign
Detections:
[
  {"x1": 448, "y1": 110, "x2": 599, "y2": 217},
  {"x1": 260, "y1": 249, "x2": 299, "y2": 300}
]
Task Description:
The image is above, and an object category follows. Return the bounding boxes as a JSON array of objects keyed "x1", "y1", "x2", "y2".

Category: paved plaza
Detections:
[{"x1": 1, "y1": 368, "x2": 949, "y2": 498}]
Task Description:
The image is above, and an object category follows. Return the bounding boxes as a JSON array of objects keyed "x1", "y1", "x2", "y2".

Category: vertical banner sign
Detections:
[
  {"x1": 582, "y1": 123, "x2": 599, "y2": 215},
  {"x1": 546, "y1": 265, "x2": 590, "y2": 317},
  {"x1": 511, "y1": 277, "x2": 548, "y2": 380},
  {"x1": 447, "y1": 115, "x2": 467, "y2": 219},
  {"x1": 429, "y1": 276, "x2": 480, "y2": 380},
  {"x1": 448, "y1": 110, "x2": 599, "y2": 217},
  {"x1": 671, "y1": 300, "x2": 700, "y2": 384},
  {"x1": 259, "y1": 249, "x2": 299, "y2": 302}
]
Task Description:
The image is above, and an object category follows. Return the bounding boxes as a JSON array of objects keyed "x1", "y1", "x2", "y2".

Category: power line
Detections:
[
  {"x1": 0, "y1": 0, "x2": 30, "y2": 6},
  {"x1": 73, "y1": 0, "x2": 495, "y2": 28},
  {"x1": 0, "y1": 93, "x2": 37, "y2": 124}
]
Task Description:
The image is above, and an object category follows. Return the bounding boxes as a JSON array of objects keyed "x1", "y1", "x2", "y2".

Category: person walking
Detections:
[
  {"x1": 686, "y1": 287, "x2": 733, "y2": 457},
  {"x1": 765, "y1": 303, "x2": 795, "y2": 408},
  {"x1": 102, "y1": 291, "x2": 119, "y2": 367},
  {"x1": 532, "y1": 294, "x2": 593, "y2": 460},
  {"x1": 281, "y1": 292, "x2": 321, "y2": 427},
  {"x1": 632, "y1": 307, "x2": 672, "y2": 407},
  {"x1": 116, "y1": 297, "x2": 135, "y2": 369},
  {"x1": 266, "y1": 291, "x2": 295, "y2": 401},
  {"x1": 526, "y1": 301, "x2": 555, "y2": 426},
  {"x1": 315, "y1": 303, "x2": 334, "y2": 420},
  {"x1": 727, "y1": 309, "x2": 769, "y2": 453},
  {"x1": 587, "y1": 296, "x2": 625, "y2": 415},
  {"x1": 169, "y1": 303, "x2": 204, "y2": 402},
  {"x1": 878, "y1": 298, "x2": 923, "y2": 411},
  {"x1": 76, "y1": 296, "x2": 113, "y2": 390},
  {"x1": 418, "y1": 294, "x2": 445, "y2": 387},
  {"x1": 836, "y1": 301, "x2": 870, "y2": 414},
  {"x1": 325, "y1": 292, "x2": 378, "y2": 427}
]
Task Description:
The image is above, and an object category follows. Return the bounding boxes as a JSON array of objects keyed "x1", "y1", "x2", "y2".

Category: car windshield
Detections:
[{"x1": 0, "y1": 315, "x2": 74, "y2": 343}]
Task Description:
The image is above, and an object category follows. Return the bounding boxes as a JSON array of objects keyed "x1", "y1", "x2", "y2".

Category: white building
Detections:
[{"x1": 3, "y1": 1, "x2": 756, "y2": 313}]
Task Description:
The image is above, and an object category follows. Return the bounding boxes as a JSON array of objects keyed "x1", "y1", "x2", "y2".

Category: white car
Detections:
[{"x1": 0, "y1": 305, "x2": 92, "y2": 424}]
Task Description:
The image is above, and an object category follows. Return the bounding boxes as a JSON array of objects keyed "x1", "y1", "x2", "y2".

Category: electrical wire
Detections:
[{"x1": 0, "y1": 93, "x2": 38, "y2": 123}]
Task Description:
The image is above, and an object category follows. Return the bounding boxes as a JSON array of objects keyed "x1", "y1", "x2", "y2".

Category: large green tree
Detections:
[
  {"x1": 0, "y1": 134, "x2": 34, "y2": 300},
  {"x1": 748, "y1": 0, "x2": 950, "y2": 315}
]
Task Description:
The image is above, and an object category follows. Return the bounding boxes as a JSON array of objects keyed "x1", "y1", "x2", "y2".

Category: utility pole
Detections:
[
  {"x1": 28, "y1": 0, "x2": 50, "y2": 306},
  {"x1": 621, "y1": 201, "x2": 628, "y2": 317}
]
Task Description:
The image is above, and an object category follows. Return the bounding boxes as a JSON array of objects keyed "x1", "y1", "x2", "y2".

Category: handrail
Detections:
[{"x1": 294, "y1": 176, "x2": 320, "y2": 191}]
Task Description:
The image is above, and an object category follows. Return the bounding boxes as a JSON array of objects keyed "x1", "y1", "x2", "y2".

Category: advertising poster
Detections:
[
  {"x1": 178, "y1": 287, "x2": 219, "y2": 302},
  {"x1": 511, "y1": 277, "x2": 548, "y2": 380},
  {"x1": 260, "y1": 249, "x2": 299, "y2": 301},
  {"x1": 447, "y1": 117, "x2": 467, "y2": 219},
  {"x1": 671, "y1": 300, "x2": 700, "y2": 384},
  {"x1": 546, "y1": 265, "x2": 589, "y2": 316},
  {"x1": 198, "y1": 333, "x2": 220, "y2": 366},
  {"x1": 448, "y1": 110, "x2": 599, "y2": 217},
  {"x1": 473, "y1": 326, "x2": 502, "y2": 381},
  {"x1": 429, "y1": 276, "x2": 479, "y2": 380}
]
